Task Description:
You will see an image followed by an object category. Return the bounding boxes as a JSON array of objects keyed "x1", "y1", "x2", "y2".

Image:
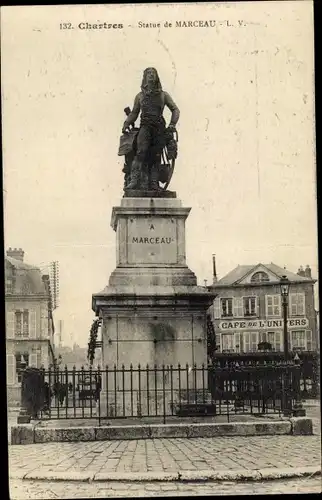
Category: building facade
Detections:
[
  {"x1": 210, "y1": 262, "x2": 318, "y2": 354},
  {"x1": 5, "y1": 248, "x2": 55, "y2": 406}
]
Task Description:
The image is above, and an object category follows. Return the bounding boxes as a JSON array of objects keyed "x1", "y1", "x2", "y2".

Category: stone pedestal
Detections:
[{"x1": 92, "y1": 196, "x2": 216, "y2": 406}]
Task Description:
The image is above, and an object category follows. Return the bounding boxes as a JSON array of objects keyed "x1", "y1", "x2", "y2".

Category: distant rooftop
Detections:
[
  {"x1": 215, "y1": 262, "x2": 315, "y2": 286},
  {"x1": 5, "y1": 249, "x2": 47, "y2": 295}
]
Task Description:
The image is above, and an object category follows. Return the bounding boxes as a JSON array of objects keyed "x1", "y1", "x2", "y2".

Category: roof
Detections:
[
  {"x1": 6, "y1": 256, "x2": 38, "y2": 270},
  {"x1": 216, "y1": 265, "x2": 254, "y2": 286},
  {"x1": 215, "y1": 263, "x2": 315, "y2": 286},
  {"x1": 5, "y1": 256, "x2": 47, "y2": 295}
]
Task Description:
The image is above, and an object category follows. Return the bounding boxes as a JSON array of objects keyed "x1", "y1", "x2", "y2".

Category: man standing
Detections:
[{"x1": 122, "y1": 68, "x2": 180, "y2": 190}]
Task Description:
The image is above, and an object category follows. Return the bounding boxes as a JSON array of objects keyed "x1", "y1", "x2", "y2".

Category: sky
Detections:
[{"x1": 2, "y1": 2, "x2": 318, "y2": 347}]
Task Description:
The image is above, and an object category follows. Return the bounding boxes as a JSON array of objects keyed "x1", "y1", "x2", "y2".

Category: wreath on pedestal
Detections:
[{"x1": 87, "y1": 318, "x2": 101, "y2": 366}]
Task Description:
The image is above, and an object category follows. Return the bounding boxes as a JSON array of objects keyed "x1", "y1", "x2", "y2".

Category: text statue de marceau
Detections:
[{"x1": 118, "y1": 68, "x2": 180, "y2": 195}]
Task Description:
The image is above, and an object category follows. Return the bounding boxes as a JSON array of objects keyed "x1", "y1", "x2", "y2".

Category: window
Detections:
[
  {"x1": 15, "y1": 311, "x2": 22, "y2": 337},
  {"x1": 5, "y1": 278, "x2": 13, "y2": 294},
  {"x1": 23, "y1": 311, "x2": 29, "y2": 336},
  {"x1": 291, "y1": 331, "x2": 306, "y2": 351},
  {"x1": 291, "y1": 330, "x2": 313, "y2": 351},
  {"x1": 243, "y1": 297, "x2": 257, "y2": 316},
  {"x1": 289, "y1": 294, "x2": 305, "y2": 316},
  {"x1": 233, "y1": 298, "x2": 243, "y2": 317},
  {"x1": 15, "y1": 353, "x2": 29, "y2": 383},
  {"x1": 15, "y1": 310, "x2": 29, "y2": 338},
  {"x1": 251, "y1": 271, "x2": 270, "y2": 283},
  {"x1": 266, "y1": 331, "x2": 282, "y2": 352},
  {"x1": 222, "y1": 334, "x2": 235, "y2": 352},
  {"x1": 266, "y1": 295, "x2": 281, "y2": 317},
  {"x1": 257, "y1": 332, "x2": 282, "y2": 352},
  {"x1": 221, "y1": 298, "x2": 233, "y2": 317},
  {"x1": 243, "y1": 332, "x2": 258, "y2": 352}
]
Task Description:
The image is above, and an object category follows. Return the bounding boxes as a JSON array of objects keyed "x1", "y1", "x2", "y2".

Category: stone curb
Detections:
[
  {"x1": 10, "y1": 466, "x2": 321, "y2": 483},
  {"x1": 12, "y1": 419, "x2": 312, "y2": 445}
]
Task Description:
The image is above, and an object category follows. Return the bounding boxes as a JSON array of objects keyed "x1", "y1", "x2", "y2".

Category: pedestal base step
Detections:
[{"x1": 123, "y1": 189, "x2": 177, "y2": 198}]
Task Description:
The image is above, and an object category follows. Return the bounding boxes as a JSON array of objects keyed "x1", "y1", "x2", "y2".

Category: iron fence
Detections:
[
  {"x1": 36, "y1": 360, "x2": 304, "y2": 424},
  {"x1": 211, "y1": 352, "x2": 319, "y2": 399}
]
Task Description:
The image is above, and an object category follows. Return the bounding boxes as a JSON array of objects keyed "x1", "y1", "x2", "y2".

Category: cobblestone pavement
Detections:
[
  {"x1": 9, "y1": 476, "x2": 322, "y2": 498},
  {"x1": 9, "y1": 435, "x2": 321, "y2": 477}
]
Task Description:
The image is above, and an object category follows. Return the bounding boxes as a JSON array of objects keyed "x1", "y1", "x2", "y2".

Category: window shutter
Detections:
[
  {"x1": 256, "y1": 297, "x2": 260, "y2": 317},
  {"x1": 42, "y1": 347, "x2": 49, "y2": 368},
  {"x1": 244, "y1": 332, "x2": 250, "y2": 352},
  {"x1": 29, "y1": 310, "x2": 37, "y2": 339},
  {"x1": 265, "y1": 296, "x2": 272, "y2": 316},
  {"x1": 40, "y1": 312, "x2": 48, "y2": 338},
  {"x1": 29, "y1": 353, "x2": 37, "y2": 368},
  {"x1": 290, "y1": 331, "x2": 295, "y2": 350},
  {"x1": 234, "y1": 332, "x2": 241, "y2": 352},
  {"x1": 298, "y1": 294, "x2": 305, "y2": 315},
  {"x1": 213, "y1": 298, "x2": 221, "y2": 319},
  {"x1": 290, "y1": 294, "x2": 297, "y2": 316},
  {"x1": 251, "y1": 332, "x2": 258, "y2": 351},
  {"x1": 306, "y1": 330, "x2": 312, "y2": 351},
  {"x1": 6, "y1": 311, "x2": 15, "y2": 339},
  {"x1": 275, "y1": 295, "x2": 281, "y2": 316},
  {"x1": 233, "y1": 298, "x2": 243, "y2": 317},
  {"x1": 6, "y1": 354, "x2": 16, "y2": 385}
]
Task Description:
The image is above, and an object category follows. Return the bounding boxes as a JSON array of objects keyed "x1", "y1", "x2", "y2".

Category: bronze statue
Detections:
[{"x1": 118, "y1": 68, "x2": 180, "y2": 193}]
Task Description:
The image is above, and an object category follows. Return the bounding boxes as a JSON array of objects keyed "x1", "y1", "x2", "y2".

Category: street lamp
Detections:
[{"x1": 280, "y1": 275, "x2": 290, "y2": 359}]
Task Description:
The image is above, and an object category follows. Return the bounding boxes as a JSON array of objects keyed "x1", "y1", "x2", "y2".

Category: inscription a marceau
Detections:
[{"x1": 132, "y1": 236, "x2": 174, "y2": 244}]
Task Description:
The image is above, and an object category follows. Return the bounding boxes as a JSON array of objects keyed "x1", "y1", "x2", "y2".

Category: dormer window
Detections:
[{"x1": 251, "y1": 271, "x2": 269, "y2": 283}]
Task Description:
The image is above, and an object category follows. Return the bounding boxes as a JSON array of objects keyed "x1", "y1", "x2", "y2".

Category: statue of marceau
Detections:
[{"x1": 118, "y1": 68, "x2": 180, "y2": 194}]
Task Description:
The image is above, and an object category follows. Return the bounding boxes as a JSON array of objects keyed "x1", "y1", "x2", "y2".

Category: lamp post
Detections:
[
  {"x1": 280, "y1": 275, "x2": 290, "y2": 360},
  {"x1": 280, "y1": 275, "x2": 292, "y2": 416}
]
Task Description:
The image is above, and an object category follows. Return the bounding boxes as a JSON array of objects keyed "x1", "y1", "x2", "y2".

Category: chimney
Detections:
[
  {"x1": 304, "y1": 264, "x2": 312, "y2": 278},
  {"x1": 297, "y1": 265, "x2": 305, "y2": 277},
  {"x1": 6, "y1": 247, "x2": 24, "y2": 261},
  {"x1": 212, "y1": 254, "x2": 217, "y2": 284}
]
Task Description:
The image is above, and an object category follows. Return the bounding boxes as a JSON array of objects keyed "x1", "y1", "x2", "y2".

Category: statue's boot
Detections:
[
  {"x1": 125, "y1": 160, "x2": 141, "y2": 190},
  {"x1": 150, "y1": 164, "x2": 160, "y2": 191}
]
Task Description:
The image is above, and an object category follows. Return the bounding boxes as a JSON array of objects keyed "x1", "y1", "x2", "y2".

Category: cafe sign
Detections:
[{"x1": 219, "y1": 318, "x2": 309, "y2": 330}]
